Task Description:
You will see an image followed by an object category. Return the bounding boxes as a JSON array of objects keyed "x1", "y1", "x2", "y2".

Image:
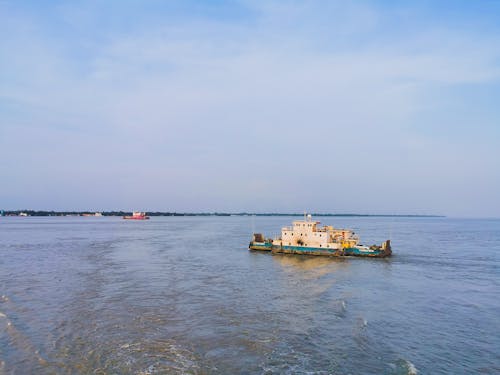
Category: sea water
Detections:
[{"x1": 0, "y1": 216, "x2": 499, "y2": 374}]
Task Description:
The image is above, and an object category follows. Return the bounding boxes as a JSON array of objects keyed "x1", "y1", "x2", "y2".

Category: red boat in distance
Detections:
[{"x1": 123, "y1": 211, "x2": 150, "y2": 220}]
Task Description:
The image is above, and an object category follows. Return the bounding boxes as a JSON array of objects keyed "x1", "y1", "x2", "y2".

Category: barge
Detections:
[
  {"x1": 249, "y1": 215, "x2": 391, "y2": 257},
  {"x1": 123, "y1": 211, "x2": 150, "y2": 220}
]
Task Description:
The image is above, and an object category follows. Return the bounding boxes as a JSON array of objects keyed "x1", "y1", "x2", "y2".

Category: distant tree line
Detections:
[{"x1": 0, "y1": 210, "x2": 444, "y2": 217}]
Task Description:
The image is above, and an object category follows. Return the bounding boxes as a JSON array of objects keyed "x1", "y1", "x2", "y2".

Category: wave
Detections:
[{"x1": 389, "y1": 358, "x2": 418, "y2": 375}]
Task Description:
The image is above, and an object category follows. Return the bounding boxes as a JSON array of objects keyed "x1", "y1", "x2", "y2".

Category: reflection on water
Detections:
[
  {"x1": 273, "y1": 253, "x2": 348, "y2": 274},
  {"x1": 1, "y1": 216, "x2": 499, "y2": 374}
]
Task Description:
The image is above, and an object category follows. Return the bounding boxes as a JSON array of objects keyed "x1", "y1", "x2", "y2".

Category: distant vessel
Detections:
[
  {"x1": 249, "y1": 214, "x2": 391, "y2": 257},
  {"x1": 82, "y1": 212, "x2": 103, "y2": 217},
  {"x1": 123, "y1": 211, "x2": 150, "y2": 220}
]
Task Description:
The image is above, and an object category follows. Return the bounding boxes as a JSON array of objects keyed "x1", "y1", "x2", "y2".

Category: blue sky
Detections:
[{"x1": 1, "y1": 1, "x2": 499, "y2": 216}]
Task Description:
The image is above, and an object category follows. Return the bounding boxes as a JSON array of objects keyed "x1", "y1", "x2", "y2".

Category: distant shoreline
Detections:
[{"x1": 0, "y1": 210, "x2": 445, "y2": 218}]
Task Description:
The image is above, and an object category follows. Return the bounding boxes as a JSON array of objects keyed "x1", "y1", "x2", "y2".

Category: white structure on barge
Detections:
[{"x1": 249, "y1": 214, "x2": 391, "y2": 257}]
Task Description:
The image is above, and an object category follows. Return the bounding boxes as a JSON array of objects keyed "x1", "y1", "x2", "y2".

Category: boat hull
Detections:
[
  {"x1": 123, "y1": 216, "x2": 150, "y2": 220},
  {"x1": 343, "y1": 247, "x2": 389, "y2": 257},
  {"x1": 273, "y1": 245, "x2": 343, "y2": 256},
  {"x1": 248, "y1": 241, "x2": 273, "y2": 251},
  {"x1": 249, "y1": 241, "x2": 391, "y2": 258}
]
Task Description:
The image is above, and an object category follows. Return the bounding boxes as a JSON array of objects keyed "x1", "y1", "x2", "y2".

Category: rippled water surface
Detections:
[{"x1": 1, "y1": 216, "x2": 499, "y2": 374}]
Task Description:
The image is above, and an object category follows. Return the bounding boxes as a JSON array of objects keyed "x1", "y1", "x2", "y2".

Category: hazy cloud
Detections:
[{"x1": 1, "y1": 0, "x2": 499, "y2": 216}]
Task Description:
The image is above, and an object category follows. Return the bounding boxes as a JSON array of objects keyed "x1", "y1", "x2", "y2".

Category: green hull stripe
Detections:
[{"x1": 279, "y1": 245, "x2": 339, "y2": 253}]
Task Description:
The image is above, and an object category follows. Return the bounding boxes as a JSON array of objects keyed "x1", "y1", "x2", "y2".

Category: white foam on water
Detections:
[
  {"x1": 2, "y1": 318, "x2": 47, "y2": 369},
  {"x1": 115, "y1": 340, "x2": 200, "y2": 374},
  {"x1": 405, "y1": 360, "x2": 418, "y2": 375},
  {"x1": 138, "y1": 364, "x2": 155, "y2": 375},
  {"x1": 388, "y1": 359, "x2": 419, "y2": 375}
]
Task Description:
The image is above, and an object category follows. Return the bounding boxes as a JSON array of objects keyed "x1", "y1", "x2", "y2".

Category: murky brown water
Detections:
[{"x1": 1, "y1": 216, "x2": 499, "y2": 374}]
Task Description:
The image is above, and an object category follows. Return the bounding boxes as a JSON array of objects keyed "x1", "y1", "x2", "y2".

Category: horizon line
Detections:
[{"x1": 1, "y1": 209, "x2": 445, "y2": 218}]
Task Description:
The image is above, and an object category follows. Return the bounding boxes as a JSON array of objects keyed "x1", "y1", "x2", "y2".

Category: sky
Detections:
[{"x1": 1, "y1": 0, "x2": 499, "y2": 217}]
